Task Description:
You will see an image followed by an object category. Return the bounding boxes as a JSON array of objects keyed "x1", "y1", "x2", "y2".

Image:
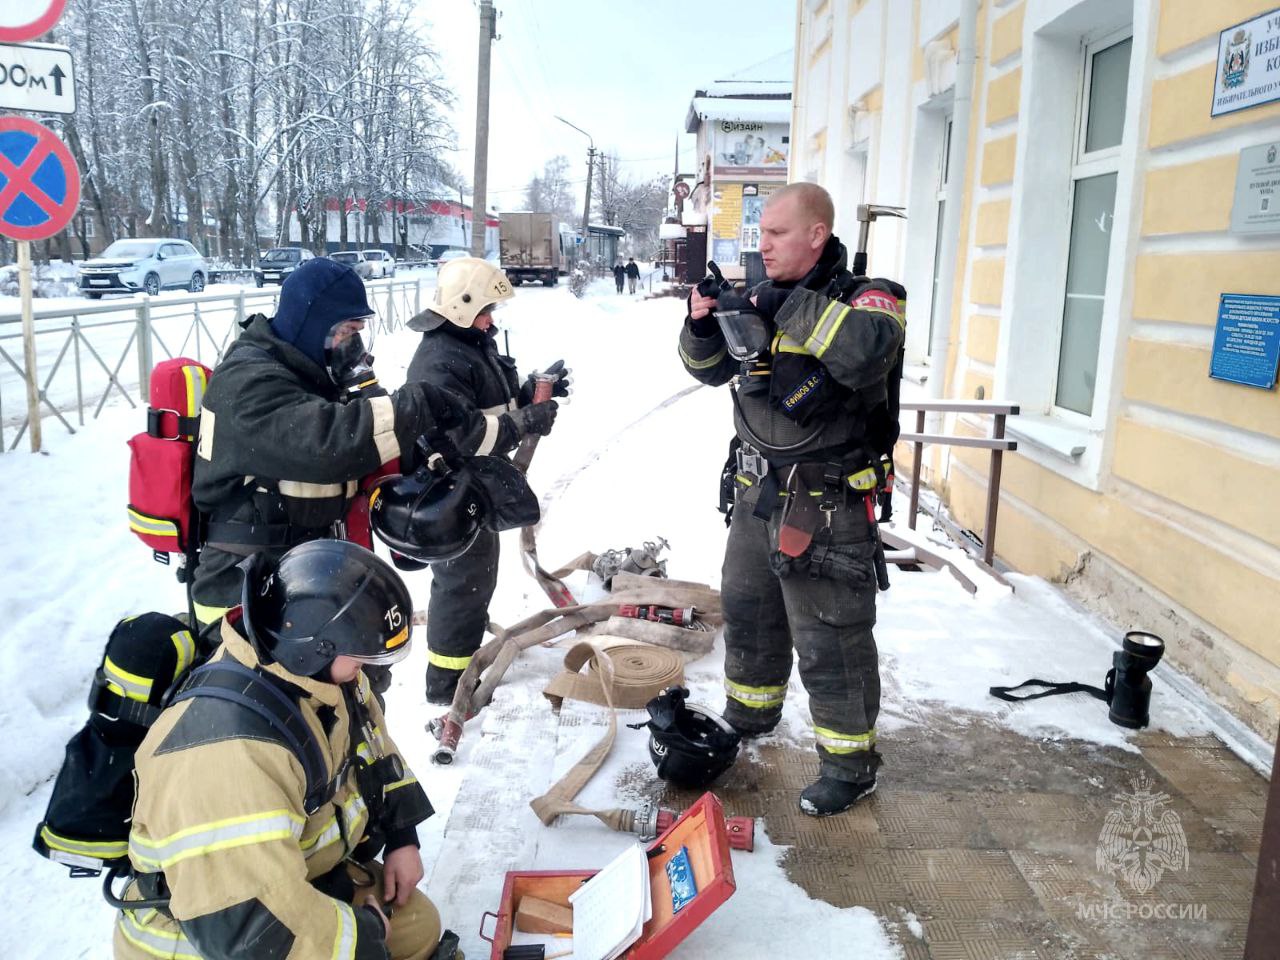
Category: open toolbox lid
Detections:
[{"x1": 484, "y1": 792, "x2": 737, "y2": 960}]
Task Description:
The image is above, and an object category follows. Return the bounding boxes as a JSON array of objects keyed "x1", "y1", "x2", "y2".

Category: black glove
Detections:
[
  {"x1": 752, "y1": 284, "x2": 792, "y2": 320},
  {"x1": 504, "y1": 399, "x2": 558, "y2": 438}
]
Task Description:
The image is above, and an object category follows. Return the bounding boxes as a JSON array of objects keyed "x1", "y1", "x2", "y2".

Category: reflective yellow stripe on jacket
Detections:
[
  {"x1": 118, "y1": 908, "x2": 200, "y2": 960},
  {"x1": 129, "y1": 810, "x2": 304, "y2": 871},
  {"x1": 725, "y1": 678, "x2": 787, "y2": 709}
]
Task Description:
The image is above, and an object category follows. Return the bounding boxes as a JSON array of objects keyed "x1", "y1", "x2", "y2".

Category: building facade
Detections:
[
  {"x1": 791, "y1": 0, "x2": 1280, "y2": 740},
  {"x1": 679, "y1": 55, "x2": 794, "y2": 283}
]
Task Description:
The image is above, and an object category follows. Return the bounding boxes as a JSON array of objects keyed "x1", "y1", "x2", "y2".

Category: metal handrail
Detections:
[
  {"x1": 0, "y1": 276, "x2": 429, "y2": 452},
  {"x1": 898, "y1": 399, "x2": 1020, "y2": 568}
]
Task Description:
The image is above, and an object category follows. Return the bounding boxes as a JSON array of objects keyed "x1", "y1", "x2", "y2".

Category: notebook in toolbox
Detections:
[{"x1": 481, "y1": 792, "x2": 736, "y2": 960}]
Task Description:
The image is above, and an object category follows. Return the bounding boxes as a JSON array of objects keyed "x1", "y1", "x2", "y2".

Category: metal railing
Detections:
[
  {"x1": 0, "y1": 276, "x2": 429, "y2": 451},
  {"x1": 899, "y1": 399, "x2": 1020, "y2": 569}
]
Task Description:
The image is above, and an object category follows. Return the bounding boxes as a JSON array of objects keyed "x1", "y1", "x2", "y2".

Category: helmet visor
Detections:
[
  {"x1": 346, "y1": 628, "x2": 413, "y2": 667},
  {"x1": 715, "y1": 309, "x2": 772, "y2": 361},
  {"x1": 325, "y1": 318, "x2": 377, "y2": 390}
]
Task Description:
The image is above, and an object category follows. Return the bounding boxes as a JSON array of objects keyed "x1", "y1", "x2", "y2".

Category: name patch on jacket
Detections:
[{"x1": 782, "y1": 369, "x2": 827, "y2": 413}]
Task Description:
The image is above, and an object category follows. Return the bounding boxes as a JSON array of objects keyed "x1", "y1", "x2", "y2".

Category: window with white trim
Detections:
[
  {"x1": 927, "y1": 114, "x2": 953, "y2": 353},
  {"x1": 1053, "y1": 32, "x2": 1131, "y2": 417}
]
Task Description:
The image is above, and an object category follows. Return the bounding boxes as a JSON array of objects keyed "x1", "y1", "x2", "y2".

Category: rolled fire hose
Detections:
[{"x1": 429, "y1": 578, "x2": 722, "y2": 764}]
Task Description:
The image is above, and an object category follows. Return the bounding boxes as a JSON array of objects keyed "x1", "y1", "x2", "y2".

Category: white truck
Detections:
[{"x1": 498, "y1": 212, "x2": 566, "y2": 286}]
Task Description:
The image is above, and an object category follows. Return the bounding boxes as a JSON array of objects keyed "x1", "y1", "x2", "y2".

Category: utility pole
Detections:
[
  {"x1": 556, "y1": 116, "x2": 595, "y2": 262},
  {"x1": 471, "y1": 0, "x2": 498, "y2": 258}
]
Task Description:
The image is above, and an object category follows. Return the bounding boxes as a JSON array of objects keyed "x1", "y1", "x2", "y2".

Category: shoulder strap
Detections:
[
  {"x1": 172, "y1": 660, "x2": 344, "y2": 814},
  {"x1": 989, "y1": 677, "x2": 1111, "y2": 703}
]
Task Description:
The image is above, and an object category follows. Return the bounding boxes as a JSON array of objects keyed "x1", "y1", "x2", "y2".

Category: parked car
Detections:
[
  {"x1": 363, "y1": 249, "x2": 397, "y2": 279},
  {"x1": 78, "y1": 239, "x2": 207, "y2": 298},
  {"x1": 329, "y1": 250, "x2": 373, "y2": 280},
  {"x1": 432, "y1": 248, "x2": 470, "y2": 267},
  {"x1": 257, "y1": 246, "x2": 315, "y2": 286}
]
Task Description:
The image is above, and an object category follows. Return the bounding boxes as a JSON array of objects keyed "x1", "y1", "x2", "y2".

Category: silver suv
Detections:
[
  {"x1": 78, "y1": 239, "x2": 207, "y2": 298},
  {"x1": 362, "y1": 249, "x2": 396, "y2": 278},
  {"x1": 329, "y1": 250, "x2": 373, "y2": 280}
]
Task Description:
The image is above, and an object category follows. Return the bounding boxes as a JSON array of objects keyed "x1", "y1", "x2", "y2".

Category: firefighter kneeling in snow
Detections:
[
  {"x1": 114, "y1": 540, "x2": 448, "y2": 960},
  {"x1": 404, "y1": 257, "x2": 568, "y2": 705},
  {"x1": 189, "y1": 256, "x2": 472, "y2": 632},
  {"x1": 678, "y1": 182, "x2": 906, "y2": 816}
]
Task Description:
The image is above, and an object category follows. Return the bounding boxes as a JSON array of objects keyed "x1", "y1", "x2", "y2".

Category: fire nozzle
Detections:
[
  {"x1": 629, "y1": 802, "x2": 755, "y2": 852},
  {"x1": 617, "y1": 604, "x2": 696, "y2": 627},
  {"x1": 428, "y1": 713, "x2": 467, "y2": 765}
]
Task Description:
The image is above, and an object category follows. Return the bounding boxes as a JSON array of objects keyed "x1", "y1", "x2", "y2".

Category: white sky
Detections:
[{"x1": 418, "y1": 0, "x2": 795, "y2": 211}]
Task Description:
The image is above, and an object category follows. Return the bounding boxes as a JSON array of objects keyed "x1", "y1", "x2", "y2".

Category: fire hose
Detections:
[
  {"x1": 529, "y1": 642, "x2": 754, "y2": 852},
  {"x1": 513, "y1": 372, "x2": 578, "y2": 607}
]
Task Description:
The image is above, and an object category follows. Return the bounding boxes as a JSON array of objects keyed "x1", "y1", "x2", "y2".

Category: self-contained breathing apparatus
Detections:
[{"x1": 699, "y1": 204, "x2": 908, "y2": 591}]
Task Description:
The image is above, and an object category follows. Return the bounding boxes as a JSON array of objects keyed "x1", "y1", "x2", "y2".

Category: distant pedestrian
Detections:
[
  {"x1": 612, "y1": 262, "x2": 625, "y2": 294},
  {"x1": 625, "y1": 257, "x2": 640, "y2": 294}
]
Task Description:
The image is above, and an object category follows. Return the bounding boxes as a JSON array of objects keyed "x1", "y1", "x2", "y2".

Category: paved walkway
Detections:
[{"x1": 640, "y1": 711, "x2": 1265, "y2": 959}]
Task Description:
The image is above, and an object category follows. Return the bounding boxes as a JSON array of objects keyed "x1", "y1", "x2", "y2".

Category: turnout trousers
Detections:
[
  {"x1": 720, "y1": 481, "x2": 882, "y2": 783},
  {"x1": 426, "y1": 528, "x2": 501, "y2": 675}
]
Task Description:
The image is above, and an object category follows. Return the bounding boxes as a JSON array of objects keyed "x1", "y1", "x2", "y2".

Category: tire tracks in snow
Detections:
[{"x1": 535, "y1": 383, "x2": 704, "y2": 524}]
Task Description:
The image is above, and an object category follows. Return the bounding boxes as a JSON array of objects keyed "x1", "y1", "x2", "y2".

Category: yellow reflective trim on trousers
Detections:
[
  {"x1": 332, "y1": 901, "x2": 357, "y2": 960},
  {"x1": 129, "y1": 809, "x2": 304, "y2": 870},
  {"x1": 127, "y1": 509, "x2": 179, "y2": 538},
  {"x1": 725, "y1": 678, "x2": 787, "y2": 709},
  {"x1": 170, "y1": 629, "x2": 196, "y2": 675},
  {"x1": 40, "y1": 825, "x2": 128, "y2": 860},
  {"x1": 118, "y1": 910, "x2": 200, "y2": 960},
  {"x1": 813, "y1": 726, "x2": 876, "y2": 754},
  {"x1": 679, "y1": 342, "x2": 727, "y2": 370},
  {"x1": 104, "y1": 656, "x2": 153, "y2": 702},
  {"x1": 192, "y1": 601, "x2": 231, "y2": 627},
  {"x1": 428, "y1": 650, "x2": 473, "y2": 671}
]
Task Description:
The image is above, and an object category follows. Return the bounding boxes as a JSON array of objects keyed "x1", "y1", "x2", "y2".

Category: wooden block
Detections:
[{"x1": 515, "y1": 896, "x2": 573, "y2": 935}]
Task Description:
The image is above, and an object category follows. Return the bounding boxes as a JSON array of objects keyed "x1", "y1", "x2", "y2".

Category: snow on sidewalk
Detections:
[{"x1": 0, "y1": 280, "x2": 1251, "y2": 958}]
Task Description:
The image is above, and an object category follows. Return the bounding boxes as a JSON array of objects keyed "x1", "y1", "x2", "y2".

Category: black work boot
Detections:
[
  {"x1": 426, "y1": 664, "x2": 463, "y2": 706},
  {"x1": 798, "y1": 775, "x2": 877, "y2": 817}
]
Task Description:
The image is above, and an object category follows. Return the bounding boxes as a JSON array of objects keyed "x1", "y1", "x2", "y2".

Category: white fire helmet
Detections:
[{"x1": 427, "y1": 257, "x2": 514, "y2": 329}]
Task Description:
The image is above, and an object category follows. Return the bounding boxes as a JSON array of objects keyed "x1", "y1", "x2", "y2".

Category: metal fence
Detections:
[{"x1": 0, "y1": 275, "x2": 430, "y2": 452}]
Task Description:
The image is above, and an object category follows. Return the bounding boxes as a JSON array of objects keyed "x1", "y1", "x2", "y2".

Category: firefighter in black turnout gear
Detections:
[
  {"x1": 405, "y1": 257, "x2": 568, "y2": 705},
  {"x1": 678, "y1": 182, "x2": 906, "y2": 816},
  {"x1": 189, "y1": 257, "x2": 472, "y2": 629}
]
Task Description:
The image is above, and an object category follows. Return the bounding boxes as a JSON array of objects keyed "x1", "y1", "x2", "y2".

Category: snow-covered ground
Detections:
[{"x1": 0, "y1": 270, "x2": 1245, "y2": 958}]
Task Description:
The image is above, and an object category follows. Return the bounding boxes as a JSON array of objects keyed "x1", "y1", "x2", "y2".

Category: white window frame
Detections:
[
  {"x1": 902, "y1": 92, "x2": 955, "y2": 369},
  {"x1": 1049, "y1": 27, "x2": 1132, "y2": 426},
  {"x1": 994, "y1": 0, "x2": 1148, "y2": 491}
]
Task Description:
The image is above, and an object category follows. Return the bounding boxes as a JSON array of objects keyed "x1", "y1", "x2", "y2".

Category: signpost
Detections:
[{"x1": 0, "y1": 41, "x2": 76, "y2": 115}]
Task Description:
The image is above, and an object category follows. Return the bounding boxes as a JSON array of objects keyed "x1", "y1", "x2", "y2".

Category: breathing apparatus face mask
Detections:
[
  {"x1": 325, "y1": 317, "x2": 377, "y2": 392},
  {"x1": 715, "y1": 306, "x2": 773, "y2": 361}
]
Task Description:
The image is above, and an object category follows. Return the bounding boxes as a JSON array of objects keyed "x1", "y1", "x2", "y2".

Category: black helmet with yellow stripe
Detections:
[{"x1": 239, "y1": 540, "x2": 413, "y2": 678}]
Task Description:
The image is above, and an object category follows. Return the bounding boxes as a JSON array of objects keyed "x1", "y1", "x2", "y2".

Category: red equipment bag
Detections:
[{"x1": 127, "y1": 358, "x2": 212, "y2": 557}]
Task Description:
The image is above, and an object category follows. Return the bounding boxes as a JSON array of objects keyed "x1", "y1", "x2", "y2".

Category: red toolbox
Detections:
[{"x1": 482, "y1": 793, "x2": 737, "y2": 960}]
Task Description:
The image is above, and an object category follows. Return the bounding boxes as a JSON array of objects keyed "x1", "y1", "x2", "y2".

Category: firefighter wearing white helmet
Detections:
[{"x1": 405, "y1": 257, "x2": 570, "y2": 705}]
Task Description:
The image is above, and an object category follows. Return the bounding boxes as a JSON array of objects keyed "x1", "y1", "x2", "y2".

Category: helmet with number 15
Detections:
[{"x1": 238, "y1": 540, "x2": 414, "y2": 678}]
